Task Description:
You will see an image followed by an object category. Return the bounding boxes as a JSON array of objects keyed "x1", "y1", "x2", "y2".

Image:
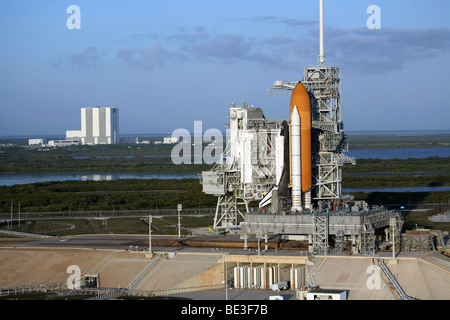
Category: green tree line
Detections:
[
  {"x1": 1, "y1": 178, "x2": 449, "y2": 213},
  {"x1": 343, "y1": 156, "x2": 449, "y2": 173},
  {"x1": 0, "y1": 179, "x2": 217, "y2": 213}
]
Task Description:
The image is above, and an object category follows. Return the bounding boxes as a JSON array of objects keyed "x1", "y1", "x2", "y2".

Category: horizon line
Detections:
[{"x1": 1, "y1": 129, "x2": 450, "y2": 139}]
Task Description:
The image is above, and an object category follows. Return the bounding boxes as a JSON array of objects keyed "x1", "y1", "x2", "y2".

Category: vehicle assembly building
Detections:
[
  {"x1": 66, "y1": 106, "x2": 119, "y2": 145},
  {"x1": 201, "y1": 0, "x2": 403, "y2": 256}
]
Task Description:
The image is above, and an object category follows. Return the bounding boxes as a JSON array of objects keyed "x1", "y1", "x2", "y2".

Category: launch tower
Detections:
[{"x1": 200, "y1": 0, "x2": 403, "y2": 256}]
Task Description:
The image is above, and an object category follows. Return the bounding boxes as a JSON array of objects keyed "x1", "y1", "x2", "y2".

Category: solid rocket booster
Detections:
[
  {"x1": 290, "y1": 107, "x2": 302, "y2": 211},
  {"x1": 290, "y1": 82, "x2": 312, "y2": 211}
]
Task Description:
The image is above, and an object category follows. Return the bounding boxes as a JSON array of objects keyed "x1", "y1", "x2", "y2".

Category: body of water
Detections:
[
  {"x1": 0, "y1": 171, "x2": 199, "y2": 186},
  {"x1": 343, "y1": 186, "x2": 450, "y2": 193},
  {"x1": 70, "y1": 148, "x2": 450, "y2": 160},
  {"x1": 1, "y1": 171, "x2": 448, "y2": 193},
  {"x1": 345, "y1": 147, "x2": 450, "y2": 159},
  {"x1": 346, "y1": 130, "x2": 450, "y2": 136},
  {"x1": 0, "y1": 147, "x2": 449, "y2": 189}
]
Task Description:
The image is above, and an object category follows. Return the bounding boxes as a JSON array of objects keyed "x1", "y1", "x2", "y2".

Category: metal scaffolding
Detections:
[
  {"x1": 360, "y1": 222, "x2": 376, "y2": 256},
  {"x1": 304, "y1": 65, "x2": 354, "y2": 207},
  {"x1": 213, "y1": 195, "x2": 246, "y2": 231},
  {"x1": 334, "y1": 230, "x2": 344, "y2": 253},
  {"x1": 268, "y1": 65, "x2": 355, "y2": 209},
  {"x1": 312, "y1": 214, "x2": 328, "y2": 255},
  {"x1": 201, "y1": 103, "x2": 283, "y2": 231}
]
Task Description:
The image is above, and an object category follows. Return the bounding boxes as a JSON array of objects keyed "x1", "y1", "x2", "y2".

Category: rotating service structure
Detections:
[{"x1": 201, "y1": 103, "x2": 284, "y2": 230}]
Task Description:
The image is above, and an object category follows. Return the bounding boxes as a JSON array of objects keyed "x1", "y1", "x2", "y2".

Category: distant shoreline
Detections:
[{"x1": 1, "y1": 129, "x2": 450, "y2": 140}]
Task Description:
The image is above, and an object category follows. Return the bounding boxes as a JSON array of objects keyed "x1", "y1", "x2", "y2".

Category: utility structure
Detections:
[{"x1": 200, "y1": 0, "x2": 403, "y2": 255}]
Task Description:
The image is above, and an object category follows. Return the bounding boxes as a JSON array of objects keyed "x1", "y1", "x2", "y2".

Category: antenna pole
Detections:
[{"x1": 318, "y1": 0, "x2": 325, "y2": 65}]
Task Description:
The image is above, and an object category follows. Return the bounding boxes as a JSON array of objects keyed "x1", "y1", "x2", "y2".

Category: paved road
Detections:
[
  {"x1": 0, "y1": 233, "x2": 426, "y2": 259},
  {"x1": 165, "y1": 288, "x2": 296, "y2": 300}
]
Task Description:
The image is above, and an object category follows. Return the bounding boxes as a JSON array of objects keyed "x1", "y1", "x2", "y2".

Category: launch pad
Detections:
[
  {"x1": 241, "y1": 205, "x2": 403, "y2": 256},
  {"x1": 200, "y1": 0, "x2": 404, "y2": 257}
]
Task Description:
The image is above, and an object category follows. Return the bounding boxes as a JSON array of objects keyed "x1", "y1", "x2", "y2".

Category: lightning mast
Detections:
[{"x1": 319, "y1": 0, "x2": 325, "y2": 65}]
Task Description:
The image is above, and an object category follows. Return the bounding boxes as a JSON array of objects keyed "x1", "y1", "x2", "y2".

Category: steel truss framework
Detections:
[
  {"x1": 312, "y1": 209, "x2": 404, "y2": 256},
  {"x1": 361, "y1": 209, "x2": 403, "y2": 256},
  {"x1": 268, "y1": 65, "x2": 355, "y2": 209},
  {"x1": 304, "y1": 66, "x2": 354, "y2": 206},
  {"x1": 213, "y1": 195, "x2": 246, "y2": 230},
  {"x1": 242, "y1": 208, "x2": 404, "y2": 256},
  {"x1": 201, "y1": 104, "x2": 283, "y2": 230},
  {"x1": 402, "y1": 234, "x2": 434, "y2": 251},
  {"x1": 312, "y1": 214, "x2": 328, "y2": 255}
]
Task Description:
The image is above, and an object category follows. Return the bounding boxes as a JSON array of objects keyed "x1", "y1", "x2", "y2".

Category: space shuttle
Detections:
[
  {"x1": 259, "y1": 82, "x2": 312, "y2": 212},
  {"x1": 289, "y1": 82, "x2": 312, "y2": 211}
]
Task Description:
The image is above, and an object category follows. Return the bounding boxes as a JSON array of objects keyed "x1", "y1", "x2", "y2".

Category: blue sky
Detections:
[{"x1": 1, "y1": 0, "x2": 449, "y2": 136}]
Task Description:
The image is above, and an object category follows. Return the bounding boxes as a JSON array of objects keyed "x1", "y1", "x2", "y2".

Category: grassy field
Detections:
[
  {"x1": 2, "y1": 208, "x2": 448, "y2": 236},
  {"x1": 1, "y1": 177, "x2": 449, "y2": 214},
  {"x1": 7, "y1": 219, "x2": 105, "y2": 236},
  {"x1": 0, "y1": 143, "x2": 211, "y2": 173},
  {"x1": 402, "y1": 207, "x2": 449, "y2": 232},
  {"x1": 2, "y1": 215, "x2": 214, "y2": 237}
]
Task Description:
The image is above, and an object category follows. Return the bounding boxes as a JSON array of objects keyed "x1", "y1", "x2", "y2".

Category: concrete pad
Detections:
[
  {"x1": 311, "y1": 256, "x2": 396, "y2": 300},
  {"x1": 136, "y1": 253, "x2": 222, "y2": 291},
  {"x1": 0, "y1": 248, "x2": 112, "y2": 287},
  {"x1": 0, "y1": 246, "x2": 448, "y2": 300},
  {"x1": 419, "y1": 252, "x2": 450, "y2": 272},
  {"x1": 94, "y1": 255, "x2": 157, "y2": 289},
  {"x1": 0, "y1": 248, "x2": 151, "y2": 289},
  {"x1": 387, "y1": 256, "x2": 450, "y2": 300}
]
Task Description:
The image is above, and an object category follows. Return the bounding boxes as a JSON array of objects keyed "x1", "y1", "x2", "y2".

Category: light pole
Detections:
[
  {"x1": 224, "y1": 252, "x2": 228, "y2": 300},
  {"x1": 177, "y1": 204, "x2": 182, "y2": 239},
  {"x1": 390, "y1": 217, "x2": 396, "y2": 261},
  {"x1": 148, "y1": 215, "x2": 152, "y2": 255},
  {"x1": 10, "y1": 199, "x2": 13, "y2": 229}
]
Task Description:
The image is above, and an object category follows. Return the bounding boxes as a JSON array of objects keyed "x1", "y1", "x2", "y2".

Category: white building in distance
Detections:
[
  {"x1": 66, "y1": 107, "x2": 119, "y2": 145},
  {"x1": 48, "y1": 139, "x2": 81, "y2": 147},
  {"x1": 28, "y1": 139, "x2": 47, "y2": 146},
  {"x1": 163, "y1": 136, "x2": 178, "y2": 144}
]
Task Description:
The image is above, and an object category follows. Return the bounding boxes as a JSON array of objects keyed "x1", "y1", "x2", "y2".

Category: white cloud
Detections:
[
  {"x1": 117, "y1": 45, "x2": 166, "y2": 71},
  {"x1": 70, "y1": 46, "x2": 100, "y2": 69},
  {"x1": 325, "y1": 27, "x2": 450, "y2": 74},
  {"x1": 116, "y1": 26, "x2": 450, "y2": 75}
]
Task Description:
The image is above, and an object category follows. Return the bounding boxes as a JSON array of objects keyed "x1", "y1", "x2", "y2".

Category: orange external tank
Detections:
[{"x1": 290, "y1": 82, "x2": 312, "y2": 193}]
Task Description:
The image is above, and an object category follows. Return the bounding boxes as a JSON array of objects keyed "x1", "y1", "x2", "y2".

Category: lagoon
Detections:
[
  {"x1": 345, "y1": 147, "x2": 450, "y2": 159},
  {"x1": 343, "y1": 186, "x2": 450, "y2": 193},
  {"x1": 0, "y1": 171, "x2": 199, "y2": 186},
  {"x1": 1, "y1": 171, "x2": 448, "y2": 193},
  {"x1": 0, "y1": 147, "x2": 448, "y2": 188}
]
